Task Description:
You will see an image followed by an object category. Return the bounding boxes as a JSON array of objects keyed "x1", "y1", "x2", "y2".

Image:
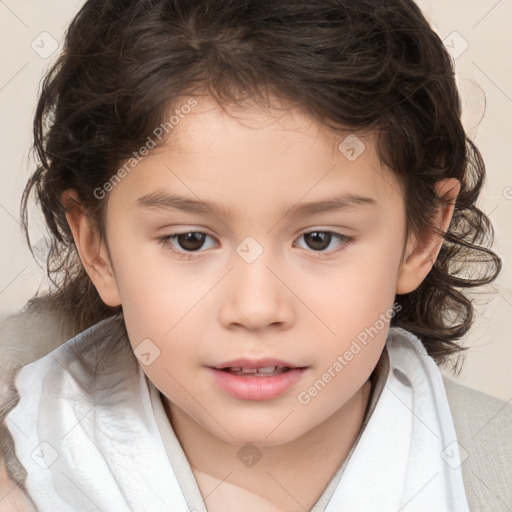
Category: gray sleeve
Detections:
[{"x1": 443, "y1": 375, "x2": 512, "y2": 512}]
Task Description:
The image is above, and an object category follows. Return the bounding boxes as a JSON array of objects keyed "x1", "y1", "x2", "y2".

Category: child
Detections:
[{"x1": 1, "y1": 0, "x2": 511, "y2": 510}]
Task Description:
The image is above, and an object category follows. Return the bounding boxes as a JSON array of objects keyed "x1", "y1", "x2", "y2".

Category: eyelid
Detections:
[
  {"x1": 293, "y1": 231, "x2": 353, "y2": 257},
  {"x1": 157, "y1": 228, "x2": 353, "y2": 259},
  {"x1": 157, "y1": 231, "x2": 219, "y2": 259}
]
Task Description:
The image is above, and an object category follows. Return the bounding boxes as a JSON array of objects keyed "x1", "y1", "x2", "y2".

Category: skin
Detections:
[{"x1": 63, "y1": 95, "x2": 460, "y2": 511}]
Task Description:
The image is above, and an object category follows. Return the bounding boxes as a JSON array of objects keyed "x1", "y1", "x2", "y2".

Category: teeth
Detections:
[
  {"x1": 257, "y1": 366, "x2": 278, "y2": 373},
  {"x1": 224, "y1": 366, "x2": 290, "y2": 376}
]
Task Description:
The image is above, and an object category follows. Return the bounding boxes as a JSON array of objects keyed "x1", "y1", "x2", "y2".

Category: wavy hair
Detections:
[{"x1": 21, "y1": 0, "x2": 501, "y2": 368}]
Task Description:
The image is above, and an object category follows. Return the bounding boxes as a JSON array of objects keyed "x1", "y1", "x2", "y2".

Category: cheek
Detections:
[
  {"x1": 304, "y1": 246, "x2": 400, "y2": 334},
  {"x1": 105, "y1": 232, "x2": 204, "y2": 374},
  {"x1": 299, "y1": 236, "x2": 400, "y2": 382},
  {"x1": 121, "y1": 302, "x2": 202, "y2": 408},
  {"x1": 108, "y1": 225, "x2": 204, "y2": 315}
]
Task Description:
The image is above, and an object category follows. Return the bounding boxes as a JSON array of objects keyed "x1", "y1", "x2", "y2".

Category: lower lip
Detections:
[{"x1": 208, "y1": 368, "x2": 307, "y2": 400}]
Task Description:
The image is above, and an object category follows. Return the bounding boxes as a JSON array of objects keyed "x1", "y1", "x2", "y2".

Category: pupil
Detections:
[
  {"x1": 305, "y1": 231, "x2": 331, "y2": 251},
  {"x1": 179, "y1": 232, "x2": 205, "y2": 251}
]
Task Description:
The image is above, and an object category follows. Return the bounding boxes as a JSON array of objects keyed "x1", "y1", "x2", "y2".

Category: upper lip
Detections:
[{"x1": 211, "y1": 358, "x2": 304, "y2": 370}]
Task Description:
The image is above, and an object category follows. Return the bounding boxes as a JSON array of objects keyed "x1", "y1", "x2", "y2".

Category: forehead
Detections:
[
  {"x1": 166, "y1": 94, "x2": 362, "y2": 160},
  {"x1": 112, "y1": 94, "x2": 404, "y2": 216}
]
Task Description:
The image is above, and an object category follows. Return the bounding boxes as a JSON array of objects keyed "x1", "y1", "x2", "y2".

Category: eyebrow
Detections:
[{"x1": 135, "y1": 191, "x2": 377, "y2": 218}]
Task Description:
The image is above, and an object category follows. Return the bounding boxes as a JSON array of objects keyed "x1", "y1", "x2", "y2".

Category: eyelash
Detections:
[{"x1": 157, "y1": 230, "x2": 353, "y2": 260}]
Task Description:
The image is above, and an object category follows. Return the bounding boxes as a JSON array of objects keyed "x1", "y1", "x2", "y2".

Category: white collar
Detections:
[{"x1": 5, "y1": 314, "x2": 469, "y2": 511}]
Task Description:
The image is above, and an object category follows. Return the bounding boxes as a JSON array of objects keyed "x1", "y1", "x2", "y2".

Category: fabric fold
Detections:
[
  {"x1": 325, "y1": 328, "x2": 470, "y2": 511},
  {"x1": 4, "y1": 315, "x2": 469, "y2": 511},
  {"x1": 5, "y1": 314, "x2": 189, "y2": 512}
]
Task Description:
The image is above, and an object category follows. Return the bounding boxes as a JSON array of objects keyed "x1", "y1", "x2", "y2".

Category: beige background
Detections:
[{"x1": 0, "y1": 0, "x2": 511, "y2": 400}]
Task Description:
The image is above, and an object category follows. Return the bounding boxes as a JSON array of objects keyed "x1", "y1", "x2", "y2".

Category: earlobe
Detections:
[
  {"x1": 395, "y1": 178, "x2": 461, "y2": 295},
  {"x1": 62, "y1": 189, "x2": 121, "y2": 307}
]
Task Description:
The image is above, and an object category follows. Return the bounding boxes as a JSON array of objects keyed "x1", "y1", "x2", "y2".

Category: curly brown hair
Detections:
[{"x1": 21, "y1": 0, "x2": 501, "y2": 368}]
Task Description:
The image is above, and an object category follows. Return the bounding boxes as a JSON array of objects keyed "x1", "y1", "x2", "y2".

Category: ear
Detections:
[
  {"x1": 396, "y1": 178, "x2": 460, "y2": 295},
  {"x1": 62, "y1": 189, "x2": 121, "y2": 307}
]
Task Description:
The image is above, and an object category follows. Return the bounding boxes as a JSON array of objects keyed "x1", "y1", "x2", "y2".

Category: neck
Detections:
[{"x1": 164, "y1": 378, "x2": 373, "y2": 511}]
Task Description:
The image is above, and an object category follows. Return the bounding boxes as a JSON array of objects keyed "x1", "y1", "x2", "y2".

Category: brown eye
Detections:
[
  {"x1": 176, "y1": 232, "x2": 207, "y2": 251},
  {"x1": 158, "y1": 231, "x2": 217, "y2": 257},
  {"x1": 303, "y1": 231, "x2": 332, "y2": 251},
  {"x1": 294, "y1": 230, "x2": 352, "y2": 255}
]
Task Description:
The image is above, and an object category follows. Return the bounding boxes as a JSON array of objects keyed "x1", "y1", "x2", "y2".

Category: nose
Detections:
[{"x1": 217, "y1": 251, "x2": 295, "y2": 332}]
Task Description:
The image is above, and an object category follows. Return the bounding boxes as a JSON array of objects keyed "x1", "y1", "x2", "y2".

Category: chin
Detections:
[{"x1": 206, "y1": 417, "x2": 309, "y2": 448}]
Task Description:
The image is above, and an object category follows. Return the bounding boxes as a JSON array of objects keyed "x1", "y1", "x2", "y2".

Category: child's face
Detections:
[{"x1": 97, "y1": 96, "x2": 411, "y2": 445}]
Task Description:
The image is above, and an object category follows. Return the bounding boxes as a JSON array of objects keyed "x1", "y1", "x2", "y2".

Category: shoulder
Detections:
[
  {"x1": 443, "y1": 374, "x2": 512, "y2": 443},
  {"x1": 0, "y1": 304, "x2": 76, "y2": 376},
  {"x1": 0, "y1": 305, "x2": 76, "y2": 512},
  {"x1": 442, "y1": 375, "x2": 512, "y2": 510}
]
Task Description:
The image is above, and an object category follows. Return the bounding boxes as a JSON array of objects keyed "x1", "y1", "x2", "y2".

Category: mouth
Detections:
[
  {"x1": 216, "y1": 366, "x2": 294, "y2": 377},
  {"x1": 212, "y1": 358, "x2": 304, "y2": 375},
  {"x1": 208, "y1": 359, "x2": 308, "y2": 400}
]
